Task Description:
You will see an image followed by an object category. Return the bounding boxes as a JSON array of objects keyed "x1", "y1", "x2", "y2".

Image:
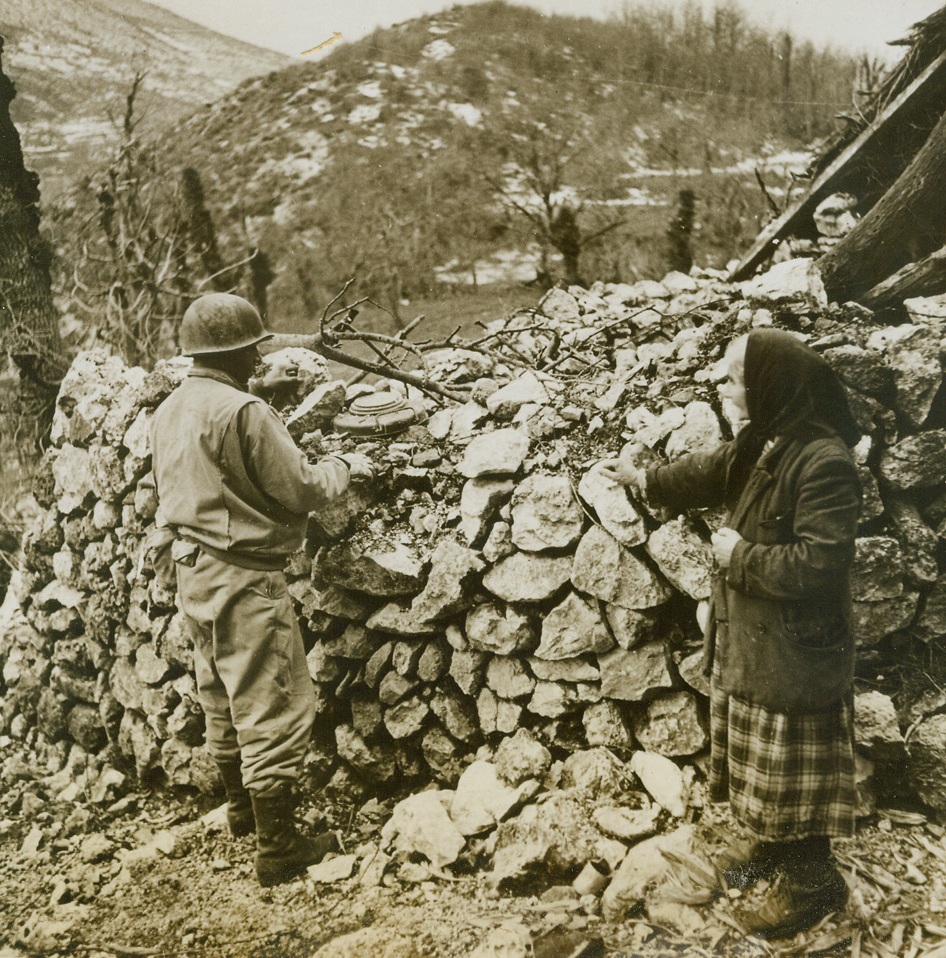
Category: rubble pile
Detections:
[{"x1": 4, "y1": 258, "x2": 946, "y2": 821}]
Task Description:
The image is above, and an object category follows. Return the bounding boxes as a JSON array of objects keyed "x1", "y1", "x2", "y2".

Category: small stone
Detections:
[{"x1": 308, "y1": 854, "x2": 357, "y2": 883}]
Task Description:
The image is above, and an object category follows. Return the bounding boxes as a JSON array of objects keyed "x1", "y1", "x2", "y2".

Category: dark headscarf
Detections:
[{"x1": 727, "y1": 328, "x2": 860, "y2": 497}]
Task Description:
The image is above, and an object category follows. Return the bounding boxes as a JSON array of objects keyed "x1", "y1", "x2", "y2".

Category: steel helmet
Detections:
[{"x1": 180, "y1": 293, "x2": 273, "y2": 355}]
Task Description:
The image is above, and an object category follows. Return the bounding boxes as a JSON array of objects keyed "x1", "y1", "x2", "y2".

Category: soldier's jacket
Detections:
[{"x1": 150, "y1": 367, "x2": 351, "y2": 570}]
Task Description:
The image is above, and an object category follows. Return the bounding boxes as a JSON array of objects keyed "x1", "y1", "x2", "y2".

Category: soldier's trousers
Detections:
[{"x1": 175, "y1": 549, "x2": 316, "y2": 794}]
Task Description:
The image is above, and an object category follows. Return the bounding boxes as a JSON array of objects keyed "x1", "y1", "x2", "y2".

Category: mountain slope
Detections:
[
  {"x1": 158, "y1": 1, "x2": 861, "y2": 326},
  {"x1": 1, "y1": 0, "x2": 292, "y2": 193}
]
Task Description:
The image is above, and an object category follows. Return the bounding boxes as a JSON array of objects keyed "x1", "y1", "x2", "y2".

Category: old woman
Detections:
[{"x1": 601, "y1": 328, "x2": 861, "y2": 939}]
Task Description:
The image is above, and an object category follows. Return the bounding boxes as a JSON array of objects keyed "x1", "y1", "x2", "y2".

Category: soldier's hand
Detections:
[
  {"x1": 252, "y1": 360, "x2": 299, "y2": 400},
  {"x1": 340, "y1": 452, "x2": 375, "y2": 481}
]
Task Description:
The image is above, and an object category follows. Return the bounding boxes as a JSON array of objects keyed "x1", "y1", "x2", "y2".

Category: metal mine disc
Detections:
[{"x1": 332, "y1": 391, "x2": 420, "y2": 436}]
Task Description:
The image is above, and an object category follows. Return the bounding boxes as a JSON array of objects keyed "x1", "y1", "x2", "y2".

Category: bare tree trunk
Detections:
[
  {"x1": 0, "y1": 36, "x2": 64, "y2": 448},
  {"x1": 817, "y1": 107, "x2": 946, "y2": 305}
]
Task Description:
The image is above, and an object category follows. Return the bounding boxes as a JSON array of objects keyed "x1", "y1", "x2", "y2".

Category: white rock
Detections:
[
  {"x1": 629, "y1": 751, "x2": 691, "y2": 817},
  {"x1": 644, "y1": 518, "x2": 713, "y2": 600},
  {"x1": 482, "y1": 552, "x2": 572, "y2": 603},
  {"x1": 578, "y1": 465, "x2": 648, "y2": 547},
  {"x1": 534, "y1": 591, "x2": 613, "y2": 660},
  {"x1": 740, "y1": 257, "x2": 827, "y2": 308},
  {"x1": 664, "y1": 401, "x2": 723, "y2": 460},
  {"x1": 308, "y1": 854, "x2": 357, "y2": 883},
  {"x1": 572, "y1": 525, "x2": 673, "y2": 610},
  {"x1": 485, "y1": 372, "x2": 549, "y2": 419},
  {"x1": 458, "y1": 428, "x2": 531, "y2": 478},
  {"x1": 601, "y1": 824, "x2": 698, "y2": 921},
  {"x1": 449, "y1": 761, "x2": 539, "y2": 836},
  {"x1": 381, "y1": 791, "x2": 465, "y2": 869},
  {"x1": 510, "y1": 473, "x2": 584, "y2": 552}
]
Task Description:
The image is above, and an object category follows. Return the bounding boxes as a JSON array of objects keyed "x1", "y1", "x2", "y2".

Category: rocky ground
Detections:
[{"x1": 3, "y1": 734, "x2": 946, "y2": 958}]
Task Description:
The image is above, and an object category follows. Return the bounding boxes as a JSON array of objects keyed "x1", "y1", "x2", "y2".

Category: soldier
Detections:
[{"x1": 150, "y1": 293, "x2": 373, "y2": 886}]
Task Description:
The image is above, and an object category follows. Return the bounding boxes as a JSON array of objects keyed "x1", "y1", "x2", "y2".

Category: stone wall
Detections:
[{"x1": 5, "y1": 259, "x2": 946, "y2": 810}]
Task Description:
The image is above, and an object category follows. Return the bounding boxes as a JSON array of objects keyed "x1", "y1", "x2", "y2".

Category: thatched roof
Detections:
[
  {"x1": 812, "y1": 4, "x2": 946, "y2": 177},
  {"x1": 730, "y1": 3, "x2": 946, "y2": 290}
]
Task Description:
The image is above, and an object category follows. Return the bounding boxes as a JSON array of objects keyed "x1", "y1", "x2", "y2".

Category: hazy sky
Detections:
[{"x1": 148, "y1": 0, "x2": 943, "y2": 60}]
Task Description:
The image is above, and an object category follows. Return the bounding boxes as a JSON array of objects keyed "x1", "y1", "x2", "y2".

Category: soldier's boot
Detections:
[
  {"x1": 216, "y1": 759, "x2": 255, "y2": 838},
  {"x1": 251, "y1": 786, "x2": 338, "y2": 887}
]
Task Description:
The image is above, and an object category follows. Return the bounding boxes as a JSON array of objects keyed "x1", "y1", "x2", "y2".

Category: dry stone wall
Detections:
[{"x1": 5, "y1": 258, "x2": 946, "y2": 811}]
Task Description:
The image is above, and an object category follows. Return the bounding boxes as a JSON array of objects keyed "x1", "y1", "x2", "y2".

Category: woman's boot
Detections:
[
  {"x1": 718, "y1": 838, "x2": 780, "y2": 890},
  {"x1": 251, "y1": 786, "x2": 339, "y2": 887},
  {"x1": 216, "y1": 759, "x2": 255, "y2": 838},
  {"x1": 735, "y1": 837, "x2": 848, "y2": 938}
]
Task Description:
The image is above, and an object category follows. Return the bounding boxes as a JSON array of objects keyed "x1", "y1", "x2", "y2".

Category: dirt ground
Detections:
[{"x1": 3, "y1": 742, "x2": 946, "y2": 958}]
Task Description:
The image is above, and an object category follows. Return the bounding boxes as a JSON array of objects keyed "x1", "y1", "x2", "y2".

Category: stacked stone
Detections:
[{"x1": 6, "y1": 259, "x2": 946, "y2": 810}]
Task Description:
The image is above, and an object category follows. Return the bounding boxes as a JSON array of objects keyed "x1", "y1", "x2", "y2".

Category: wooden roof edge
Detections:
[{"x1": 728, "y1": 48, "x2": 946, "y2": 283}]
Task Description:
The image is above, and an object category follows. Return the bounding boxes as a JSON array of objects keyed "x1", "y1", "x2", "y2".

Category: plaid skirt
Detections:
[{"x1": 709, "y1": 679, "x2": 856, "y2": 841}]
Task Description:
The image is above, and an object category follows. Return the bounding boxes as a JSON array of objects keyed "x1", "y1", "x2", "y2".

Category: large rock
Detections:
[
  {"x1": 335, "y1": 725, "x2": 397, "y2": 783},
  {"x1": 381, "y1": 791, "x2": 465, "y2": 869},
  {"x1": 604, "y1": 605, "x2": 661, "y2": 650},
  {"x1": 485, "y1": 372, "x2": 549, "y2": 420},
  {"x1": 664, "y1": 401, "x2": 723, "y2": 459},
  {"x1": 285, "y1": 381, "x2": 347, "y2": 438},
  {"x1": 482, "y1": 553, "x2": 572, "y2": 603},
  {"x1": 582, "y1": 700, "x2": 634, "y2": 751},
  {"x1": 629, "y1": 751, "x2": 691, "y2": 817},
  {"x1": 527, "y1": 681, "x2": 580, "y2": 718},
  {"x1": 644, "y1": 518, "x2": 712, "y2": 600},
  {"x1": 560, "y1": 747, "x2": 634, "y2": 797},
  {"x1": 449, "y1": 761, "x2": 540, "y2": 836},
  {"x1": 493, "y1": 728, "x2": 552, "y2": 786},
  {"x1": 905, "y1": 715, "x2": 946, "y2": 813},
  {"x1": 598, "y1": 643, "x2": 674, "y2": 702},
  {"x1": 319, "y1": 540, "x2": 426, "y2": 596},
  {"x1": 854, "y1": 691, "x2": 904, "y2": 759},
  {"x1": 458, "y1": 428, "x2": 531, "y2": 478},
  {"x1": 572, "y1": 526, "x2": 673, "y2": 610},
  {"x1": 867, "y1": 324, "x2": 943, "y2": 429},
  {"x1": 577, "y1": 466, "x2": 648, "y2": 547},
  {"x1": 851, "y1": 537, "x2": 903, "y2": 601},
  {"x1": 633, "y1": 691, "x2": 707, "y2": 757},
  {"x1": 853, "y1": 594, "x2": 919, "y2": 646},
  {"x1": 880, "y1": 431, "x2": 946, "y2": 490},
  {"x1": 601, "y1": 825, "x2": 702, "y2": 922},
  {"x1": 538, "y1": 287, "x2": 581, "y2": 324},
  {"x1": 485, "y1": 657, "x2": 535, "y2": 700},
  {"x1": 739, "y1": 258, "x2": 827, "y2": 308},
  {"x1": 459, "y1": 479, "x2": 514, "y2": 546},
  {"x1": 529, "y1": 657, "x2": 599, "y2": 682},
  {"x1": 410, "y1": 536, "x2": 484, "y2": 622},
  {"x1": 477, "y1": 687, "x2": 522, "y2": 736},
  {"x1": 534, "y1": 592, "x2": 613, "y2": 660},
  {"x1": 886, "y1": 495, "x2": 939, "y2": 586},
  {"x1": 490, "y1": 790, "x2": 611, "y2": 889},
  {"x1": 310, "y1": 929, "x2": 421, "y2": 958},
  {"x1": 465, "y1": 603, "x2": 535, "y2": 655},
  {"x1": 510, "y1": 474, "x2": 584, "y2": 552},
  {"x1": 51, "y1": 445, "x2": 95, "y2": 514},
  {"x1": 429, "y1": 689, "x2": 479, "y2": 743}
]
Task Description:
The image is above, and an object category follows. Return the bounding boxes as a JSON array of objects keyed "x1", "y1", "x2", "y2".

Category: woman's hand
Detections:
[
  {"x1": 711, "y1": 527, "x2": 743, "y2": 568},
  {"x1": 598, "y1": 446, "x2": 647, "y2": 496}
]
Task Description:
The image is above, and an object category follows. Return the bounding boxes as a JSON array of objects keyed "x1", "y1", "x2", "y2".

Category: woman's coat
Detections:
[{"x1": 646, "y1": 432, "x2": 861, "y2": 713}]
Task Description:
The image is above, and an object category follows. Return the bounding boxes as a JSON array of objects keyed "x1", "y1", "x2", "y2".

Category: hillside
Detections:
[
  {"x1": 0, "y1": 0, "x2": 292, "y2": 194},
  {"x1": 155, "y1": 1, "x2": 864, "y2": 330}
]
